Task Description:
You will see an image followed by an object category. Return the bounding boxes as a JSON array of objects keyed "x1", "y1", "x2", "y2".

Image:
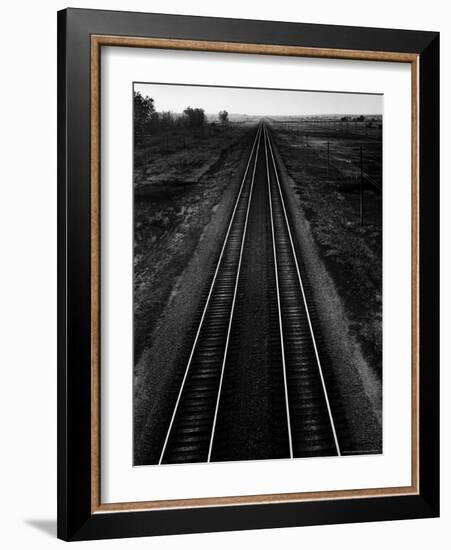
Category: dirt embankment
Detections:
[
  {"x1": 134, "y1": 124, "x2": 258, "y2": 462},
  {"x1": 270, "y1": 126, "x2": 382, "y2": 452}
]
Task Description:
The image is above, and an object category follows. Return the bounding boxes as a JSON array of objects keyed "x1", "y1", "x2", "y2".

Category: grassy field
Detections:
[
  {"x1": 269, "y1": 116, "x2": 383, "y2": 376},
  {"x1": 133, "y1": 121, "x2": 257, "y2": 365}
]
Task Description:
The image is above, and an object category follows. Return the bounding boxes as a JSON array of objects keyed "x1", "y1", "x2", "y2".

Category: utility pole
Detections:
[
  {"x1": 327, "y1": 141, "x2": 330, "y2": 179},
  {"x1": 359, "y1": 144, "x2": 364, "y2": 226}
]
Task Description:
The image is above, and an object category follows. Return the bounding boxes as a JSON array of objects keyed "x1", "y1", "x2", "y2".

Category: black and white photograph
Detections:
[
  {"x1": 1, "y1": 0, "x2": 444, "y2": 544},
  {"x1": 133, "y1": 83, "x2": 383, "y2": 466}
]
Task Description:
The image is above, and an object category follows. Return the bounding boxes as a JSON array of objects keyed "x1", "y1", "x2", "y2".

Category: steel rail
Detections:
[{"x1": 263, "y1": 126, "x2": 294, "y2": 459}]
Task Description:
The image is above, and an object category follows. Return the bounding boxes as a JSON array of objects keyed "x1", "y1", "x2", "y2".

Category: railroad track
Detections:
[
  {"x1": 158, "y1": 125, "x2": 263, "y2": 464},
  {"x1": 264, "y1": 126, "x2": 341, "y2": 458},
  {"x1": 158, "y1": 123, "x2": 343, "y2": 464}
]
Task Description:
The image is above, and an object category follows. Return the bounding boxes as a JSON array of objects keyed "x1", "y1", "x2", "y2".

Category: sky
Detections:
[{"x1": 134, "y1": 82, "x2": 382, "y2": 117}]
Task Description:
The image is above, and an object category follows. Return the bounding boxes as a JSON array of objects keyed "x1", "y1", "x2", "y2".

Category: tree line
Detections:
[{"x1": 134, "y1": 92, "x2": 229, "y2": 136}]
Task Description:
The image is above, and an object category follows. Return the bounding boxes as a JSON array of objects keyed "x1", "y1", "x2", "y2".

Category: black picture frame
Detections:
[{"x1": 57, "y1": 7, "x2": 439, "y2": 541}]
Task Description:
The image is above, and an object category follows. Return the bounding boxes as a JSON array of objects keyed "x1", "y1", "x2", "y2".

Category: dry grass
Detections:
[
  {"x1": 271, "y1": 121, "x2": 382, "y2": 375},
  {"x1": 133, "y1": 122, "x2": 255, "y2": 363}
]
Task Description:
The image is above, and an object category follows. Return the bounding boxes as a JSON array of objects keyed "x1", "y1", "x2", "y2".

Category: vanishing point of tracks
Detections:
[{"x1": 159, "y1": 123, "x2": 342, "y2": 465}]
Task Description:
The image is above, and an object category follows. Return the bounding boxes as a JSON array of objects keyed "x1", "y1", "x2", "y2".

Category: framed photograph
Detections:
[{"x1": 57, "y1": 8, "x2": 439, "y2": 541}]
